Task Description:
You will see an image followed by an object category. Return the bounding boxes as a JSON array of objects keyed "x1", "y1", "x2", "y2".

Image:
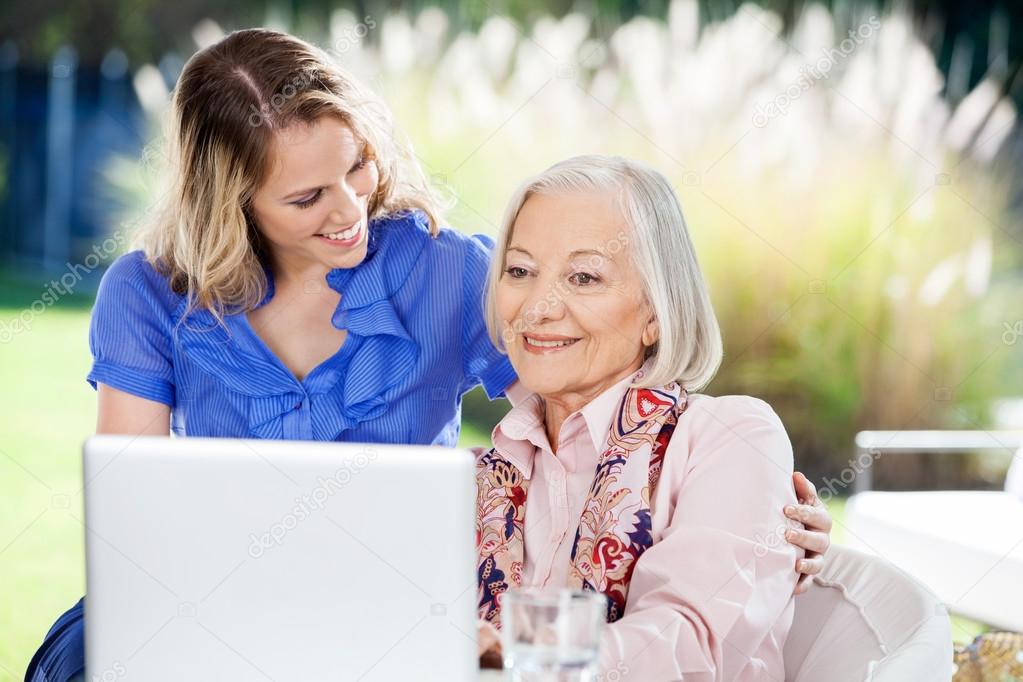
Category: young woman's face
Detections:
[{"x1": 249, "y1": 116, "x2": 379, "y2": 273}]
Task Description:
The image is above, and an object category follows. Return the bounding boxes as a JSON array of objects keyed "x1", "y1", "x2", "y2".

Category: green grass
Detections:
[
  {"x1": 0, "y1": 283, "x2": 990, "y2": 680},
  {"x1": 0, "y1": 279, "x2": 499, "y2": 680},
  {"x1": 0, "y1": 299, "x2": 94, "y2": 681}
]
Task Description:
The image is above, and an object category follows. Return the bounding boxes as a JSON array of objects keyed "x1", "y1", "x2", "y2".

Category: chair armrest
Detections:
[{"x1": 851, "y1": 430, "x2": 1022, "y2": 493}]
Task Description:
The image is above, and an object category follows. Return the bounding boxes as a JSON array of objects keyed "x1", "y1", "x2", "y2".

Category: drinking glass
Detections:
[{"x1": 500, "y1": 588, "x2": 606, "y2": 682}]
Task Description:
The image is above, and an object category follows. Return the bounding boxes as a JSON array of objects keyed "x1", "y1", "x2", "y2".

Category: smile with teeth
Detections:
[
  {"x1": 523, "y1": 335, "x2": 579, "y2": 349},
  {"x1": 318, "y1": 224, "x2": 360, "y2": 240}
]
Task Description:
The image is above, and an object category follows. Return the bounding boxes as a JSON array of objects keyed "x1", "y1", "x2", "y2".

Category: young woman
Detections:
[{"x1": 26, "y1": 29, "x2": 831, "y2": 681}]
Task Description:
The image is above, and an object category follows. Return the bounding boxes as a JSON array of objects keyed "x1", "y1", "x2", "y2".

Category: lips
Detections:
[
  {"x1": 522, "y1": 334, "x2": 581, "y2": 354},
  {"x1": 315, "y1": 221, "x2": 363, "y2": 248}
]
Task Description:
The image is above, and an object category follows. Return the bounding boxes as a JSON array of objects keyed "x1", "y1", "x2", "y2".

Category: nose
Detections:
[
  {"x1": 325, "y1": 180, "x2": 364, "y2": 228},
  {"x1": 518, "y1": 275, "x2": 566, "y2": 328}
]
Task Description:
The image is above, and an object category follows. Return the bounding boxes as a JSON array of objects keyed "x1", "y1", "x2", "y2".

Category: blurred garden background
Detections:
[{"x1": 2, "y1": 0, "x2": 1022, "y2": 678}]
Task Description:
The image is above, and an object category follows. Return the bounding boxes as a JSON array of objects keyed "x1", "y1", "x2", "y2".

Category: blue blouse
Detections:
[{"x1": 86, "y1": 211, "x2": 517, "y2": 446}]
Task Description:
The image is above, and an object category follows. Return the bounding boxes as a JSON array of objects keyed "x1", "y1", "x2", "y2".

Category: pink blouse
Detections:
[{"x1": 488, "y1": 370, "x2": 802, "y2": 681}]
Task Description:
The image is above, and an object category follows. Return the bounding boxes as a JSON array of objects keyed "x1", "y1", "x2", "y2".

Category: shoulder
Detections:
[
  {"x1": 670, "y1": 394, "x2": 793, "y2": 471},
  {"x1": 375, "y1": 210, "x2": 496, "y2": 278},
  {"x1": 436, "y1": 225, "x2": 495, "y2": 250},
  {"x1": 369, "y1": 210, "x2": 482, "y2": 263},
  {"x1": 681, "y1": 394, "x2": 785, "y2": 429},
  {"x1": 95, "y1": 250, "x2": 180, "y2": 316},
  {"x1": 392, "y1": 210, "x2": 495, "y2": 261},
  {"x1": 100, "y1": 249, "x2": 156, "y2": 283},
  {"x1": 435, "y1": 229, "x2": 497, "y2": 293},
  {"x1": 433, "y1": 225, "x2": 496, "y2": 266},
  {"x1": 99, "y1": 250, "x2": 170, "y2": 292}
]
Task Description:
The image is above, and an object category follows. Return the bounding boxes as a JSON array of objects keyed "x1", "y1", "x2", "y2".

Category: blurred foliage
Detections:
[
  {"x1": 0, "y1": 142, "x2": 7, "y2": 202},
  {"x1": 2, "y1": 0, "x2": 1023, "y2": 107},
  {"x1": 96, "y1": 3, "x2": 1023, "y2": 489},
  {"x1": 2, "y1": 2, "x2": 1021, "y2": 674}
]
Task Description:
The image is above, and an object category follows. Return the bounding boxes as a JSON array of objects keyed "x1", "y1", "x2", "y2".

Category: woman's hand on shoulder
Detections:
[{"x1": 784, "y1": 471, "x2": 833, "y2": 594}]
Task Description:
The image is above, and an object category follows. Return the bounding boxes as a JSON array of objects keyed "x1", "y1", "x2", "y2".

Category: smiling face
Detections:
[
  {"x1": 496, "y1": 191, "x2": 660, "y2": 405},
  {"x1": 249, "y1": 116, "x2": 379, "y2": 274}
]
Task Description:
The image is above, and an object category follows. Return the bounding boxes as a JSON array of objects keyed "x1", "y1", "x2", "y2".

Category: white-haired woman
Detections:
[
  {"x1": 28, "y1": 29, "x2": 829, "y2": 681},
  {"x1": 477, "y1": 156, "x2": 816, "y2": 680}
]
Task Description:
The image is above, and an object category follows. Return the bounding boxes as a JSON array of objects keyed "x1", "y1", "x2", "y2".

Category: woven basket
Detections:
[{"x1": 953, "y1": 631, "x2": 1023, "y2": 681}]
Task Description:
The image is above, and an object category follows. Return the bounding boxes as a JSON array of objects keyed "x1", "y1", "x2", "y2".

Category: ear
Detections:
[{"x1": 641, "y1": 313, "x2": 659, "y2": 348}]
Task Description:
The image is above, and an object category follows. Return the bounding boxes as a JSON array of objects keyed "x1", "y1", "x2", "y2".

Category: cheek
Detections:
[
  {"x1": 574, "y1": 294, "x2": 648, "y2": 349},
  {"x1": 356, "y1": 165, "x2": 380, "y2": 199},
  {"x1": 288, "y1": 208, "x2": 325, "y2": 235},
  {"x1": 494, "y1": 283, "x2": 520, "y2": 325},
  {"x1": 254, "y1": 203, "x2": 322, "y2": 241}
]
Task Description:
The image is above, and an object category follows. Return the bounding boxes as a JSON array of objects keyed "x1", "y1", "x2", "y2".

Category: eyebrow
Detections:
[
  {"x1": 280, "y1": 143, "x2": 367, "y2": 200},
  {"x1": 507, "y1": 246, "x2": 611, "y2": 260},
  {"x1": 568, "y1": 248, "x2": 609, "y2": 259}
]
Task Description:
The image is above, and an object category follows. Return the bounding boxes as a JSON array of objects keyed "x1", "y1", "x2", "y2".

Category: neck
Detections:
[
  {"x1": 270, "y1": 250, "x2": 332, "y2": 294},
  {"x1": 541, "y1": 396, "x2": 583, "y2": 453},
  {"x1": 541, "y1": 360, "x2": 644, "y2": 452}
]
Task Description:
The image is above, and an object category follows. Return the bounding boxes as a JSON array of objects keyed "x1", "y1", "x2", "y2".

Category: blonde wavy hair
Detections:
[
  {"x1": 485, "y1": 155, "x2": 723, "y2": 391},
  {"x1": 134, "y1": 28, "x2": 442, "y2": 322}
]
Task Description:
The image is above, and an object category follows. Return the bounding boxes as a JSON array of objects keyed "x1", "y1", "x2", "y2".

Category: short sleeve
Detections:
[
  {"x1": 86, "y1": 251, "x2": 176, "y2": 406},
  {"x1": 461, "y1": 234, "x2": 517, "y2": 400}
]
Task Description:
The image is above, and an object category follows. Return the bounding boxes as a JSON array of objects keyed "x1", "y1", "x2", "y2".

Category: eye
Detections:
[
  {"x1": 569, "y1": 272, "x2": 600, "y2": 286},
  {"x1": 504, "y1": 266, "x2": 529, "y2": 278},
  {"x1": 293, "y1": 188, "x2": 323, "y2": 209},
  {"x1": 348, "y1": 156, "x2": 368, "y2": 174}
]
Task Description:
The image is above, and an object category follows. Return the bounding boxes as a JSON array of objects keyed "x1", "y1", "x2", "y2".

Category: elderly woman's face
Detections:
[{"x1": 496, "y1": 191, "x2": 659, "y2": 401}]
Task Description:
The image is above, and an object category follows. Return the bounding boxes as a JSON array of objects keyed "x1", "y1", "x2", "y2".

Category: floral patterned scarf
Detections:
[{"x1": 476, "y1": 381, "x2": 688, "y2": 628}]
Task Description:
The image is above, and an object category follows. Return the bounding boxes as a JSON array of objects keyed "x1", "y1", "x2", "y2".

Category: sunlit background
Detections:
[{"x1": 1, "y1": 0, "x2": 1021, "y2": 678}]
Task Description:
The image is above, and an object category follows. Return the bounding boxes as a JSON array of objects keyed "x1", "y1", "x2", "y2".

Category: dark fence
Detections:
[{"x1": 0, "y1": 43, "x2": 146, "y2": 273}]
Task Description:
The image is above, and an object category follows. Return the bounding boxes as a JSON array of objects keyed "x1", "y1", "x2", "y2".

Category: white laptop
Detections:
[{"x1": 83, "y1": 435, "x2": 479, "y2": 681}]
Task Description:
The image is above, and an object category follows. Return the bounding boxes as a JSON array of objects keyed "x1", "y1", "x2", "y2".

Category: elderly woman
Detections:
[{"x1": 476, "y1": 156, "x2": 810, "y2": 680}]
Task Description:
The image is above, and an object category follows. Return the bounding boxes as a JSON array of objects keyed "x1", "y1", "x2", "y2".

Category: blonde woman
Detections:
[
  {"x1": 477, "y1": 156, "x2": 821, "y2": 679},
  {"x1": 27, "y1": 30, "x2": 830, "y2": 682}
]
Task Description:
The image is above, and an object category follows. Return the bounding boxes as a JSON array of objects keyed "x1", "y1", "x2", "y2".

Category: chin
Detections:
[
  {"x1": 323, "y1": 239, "x2": 370, "y2": 270},
  {"x1": 514, "y1": 365, "x2": 571, "y2": 397},
  {"x1": 334, "y1": 248, "x2": 370, "y2": 269}
]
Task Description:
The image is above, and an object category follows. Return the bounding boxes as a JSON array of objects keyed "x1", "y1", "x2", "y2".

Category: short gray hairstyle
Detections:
[{"x1": 484, "y1": 155, "x2": 723, "y2": 391}]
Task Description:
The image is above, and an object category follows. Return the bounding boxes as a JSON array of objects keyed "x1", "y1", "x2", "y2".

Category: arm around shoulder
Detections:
[{"x1": 598, "y1": 395, "x2": 800, "y2": 681}]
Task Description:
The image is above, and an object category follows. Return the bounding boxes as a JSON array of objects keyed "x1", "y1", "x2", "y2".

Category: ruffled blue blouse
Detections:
[{"x1": 86, "y1": 211, "x2": 517, "y2": 445}]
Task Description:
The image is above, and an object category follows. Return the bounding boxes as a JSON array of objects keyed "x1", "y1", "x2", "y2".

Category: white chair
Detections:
[
  {"x1": 480, "y1": 544, "x2": 952, "y2": 681},
  {"x1": 845, "y1": 432, "x2": 1023, "y2": 631},
  {"x1": 784, "y1": 543, "x2": 953, "y2": 681}
]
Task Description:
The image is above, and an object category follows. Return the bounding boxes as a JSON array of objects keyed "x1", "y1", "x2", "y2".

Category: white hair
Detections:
[{"x1": 485, "y1": 155, "x2": 723, "y2": 391}]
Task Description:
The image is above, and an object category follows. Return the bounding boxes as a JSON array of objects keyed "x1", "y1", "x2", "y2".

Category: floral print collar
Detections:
[{"x1": 477, "y1": 371, "x2": 688, "y2": 627}]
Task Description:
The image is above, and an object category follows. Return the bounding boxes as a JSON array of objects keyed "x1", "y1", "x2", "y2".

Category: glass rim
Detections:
[{"x1": 502, "y1": 587, "x2": 607, "y2": 608}]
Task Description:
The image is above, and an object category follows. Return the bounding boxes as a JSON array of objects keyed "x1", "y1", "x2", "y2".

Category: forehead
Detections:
[
  {"x1": 510, "y1": 190, "x2": 628, "y2": 258},
  {"x1": 263, "y1": 117, "x2": 360, "y2": 184}
]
